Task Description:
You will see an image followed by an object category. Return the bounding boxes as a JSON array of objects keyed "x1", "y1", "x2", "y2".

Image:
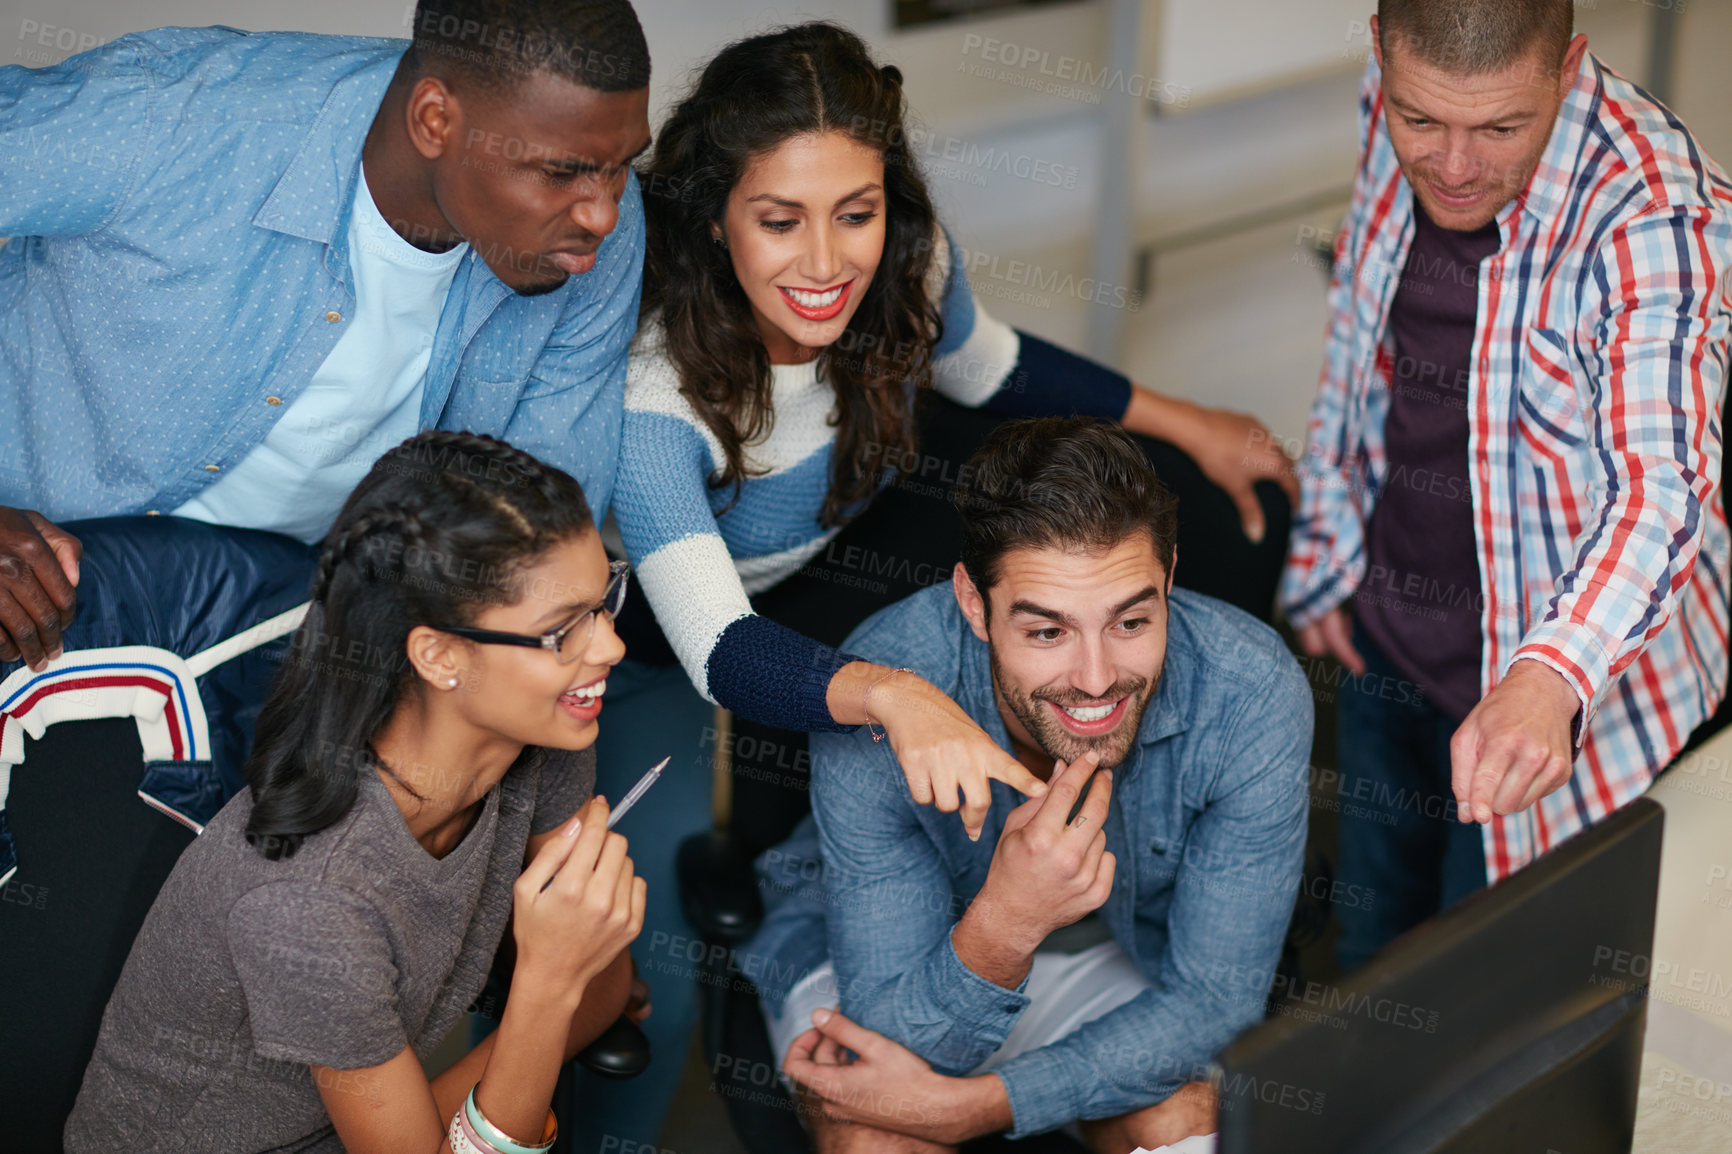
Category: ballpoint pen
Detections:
[
  {"x1": 606, "y1": 755, "x2": 669, "y2": 829},
  {"x1": 541, "y1": 755, "x2": 668, "y2": 892}
]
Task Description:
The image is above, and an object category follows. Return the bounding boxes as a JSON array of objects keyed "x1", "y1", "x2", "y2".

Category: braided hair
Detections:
[{"x1": 244, "y1": 431, "x2": 593, "y2": 860}]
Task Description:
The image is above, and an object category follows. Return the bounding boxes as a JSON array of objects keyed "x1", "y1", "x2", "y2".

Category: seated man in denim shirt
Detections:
[
  {"x1": 748, "y1": 417, "x2": 1312, "y2": 1151},
  {"x1": 0, "y1": 0, "x2": 650, "y2": 670}
]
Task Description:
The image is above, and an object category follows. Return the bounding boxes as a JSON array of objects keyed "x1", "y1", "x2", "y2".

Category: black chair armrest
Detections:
[
  {"x1": 573, "y1": 1014, "x2": 650, "y2": 1080},
  {"x1": 473, "y1": 953, "x2": 648, "y2": 1082},
  {"x1": 677, "y1": 830, "x2": 763, "y2": 946}
]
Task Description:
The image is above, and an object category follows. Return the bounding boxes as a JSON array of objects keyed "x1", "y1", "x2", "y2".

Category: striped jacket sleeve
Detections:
[
  {"x1": 926, "y1": 226, "x2": 1131, "y2": 419},
  {"x1": 611, "y1": 359, "x2": 858, "y2": 733}
]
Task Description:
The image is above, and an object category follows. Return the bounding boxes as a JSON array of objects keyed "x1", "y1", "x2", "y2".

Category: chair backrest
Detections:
[
  {"x1": 0, "y1": 517, "x2": 315, "y2": 1150},
  {"x1": 0, "y1": 718, "x2": 199, "y2": 1150}
]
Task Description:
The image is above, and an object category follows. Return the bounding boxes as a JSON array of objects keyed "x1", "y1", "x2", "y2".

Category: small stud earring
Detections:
[{"x1": 447, "y1": 678, "x2": 459, "y2": 689}]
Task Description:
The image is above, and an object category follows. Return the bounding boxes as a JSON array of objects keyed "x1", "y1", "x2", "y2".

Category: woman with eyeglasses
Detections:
[{"x1": 66, "y1": 432, "x2": 645, "y2": 1154}]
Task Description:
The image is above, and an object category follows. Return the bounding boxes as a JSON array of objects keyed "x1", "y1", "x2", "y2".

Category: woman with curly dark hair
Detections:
[
  {"x1": 581, "y1": 21, "x2": 1298, "y2": 1145},
  {"x1": 66, "y1": 433, "x2": 645, "y2": 1154}
]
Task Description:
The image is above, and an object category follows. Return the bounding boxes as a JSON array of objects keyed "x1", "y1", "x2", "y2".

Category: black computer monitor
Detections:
[{"x1": 1214, "y1": 797, "x2": 1663, "y2": 1154}]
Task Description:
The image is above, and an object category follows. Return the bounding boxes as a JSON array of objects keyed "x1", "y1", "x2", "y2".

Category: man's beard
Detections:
[
  {"x1": 1402, "y1": 155, "x2": 1538, "y2": 233},
  {"x1": 991, "y1": 649, "x2": 1159, "y2": 771},
  {"x1": 514, "y1": 272, "x2": 569, "y2": 297}
]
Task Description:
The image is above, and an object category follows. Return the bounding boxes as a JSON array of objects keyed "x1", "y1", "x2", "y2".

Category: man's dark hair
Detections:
[
  {"x1": 407, "y1": 0, "x2": 649, "y2": 93},
  {"x1": 1378, "y1": 0, "x2": 1573, "y2": 75},
  {"x1": 954, "y1": 417, "x2": 1178, "y2": 606}
]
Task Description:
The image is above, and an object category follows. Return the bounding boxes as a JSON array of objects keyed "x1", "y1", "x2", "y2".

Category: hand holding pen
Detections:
[
  {"x1": 540, "y1": 756, "x2": 667, "y2": 892},
  {"x1": 513, "y1": 791, "x2": 649, "y2": 1006}
]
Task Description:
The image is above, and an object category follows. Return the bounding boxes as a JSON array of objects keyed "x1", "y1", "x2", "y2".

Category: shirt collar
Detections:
[
  {"x1": 1512, "y1": 50, "x2": 1602, "y2": 229},
  {"x1": 1135, "y1": 643, "x2": 1190, "y2": 748},
  {"x1": 252, "y1": 45, "x2": 405, "y2": 249}
]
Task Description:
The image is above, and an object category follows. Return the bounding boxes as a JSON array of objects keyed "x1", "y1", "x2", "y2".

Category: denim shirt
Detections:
[
  {"x1": 0, "y1": 28, "x2": 642, "y2": 524},
  {"x1": 755, "y1": 584, "x2": 1311, "y2": 1137}
]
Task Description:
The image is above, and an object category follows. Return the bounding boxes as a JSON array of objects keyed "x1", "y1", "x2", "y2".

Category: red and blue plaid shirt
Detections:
[{"x1": 1283, "y1": 53, "x2": 1732, "y2": 881}]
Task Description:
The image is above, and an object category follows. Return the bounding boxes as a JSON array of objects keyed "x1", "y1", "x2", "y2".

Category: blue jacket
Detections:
[
  {"x1": 0, "y1": 27, "x2": 641, "y2": 524},
  {"x1": 751, "y1": 584, "x2": 1312, "y2": 1137},
  {"x1": 0, "y1": 517, "x2": 316, "y2": 884}
]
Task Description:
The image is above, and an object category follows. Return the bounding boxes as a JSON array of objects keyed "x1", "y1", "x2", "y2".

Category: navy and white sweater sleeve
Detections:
[
  {"x1": 612, "y1": 333, "x2": 859, "y2": 733},
  {"x1": 926, "y1": 226, "x2": 1132, "y2": 420}
]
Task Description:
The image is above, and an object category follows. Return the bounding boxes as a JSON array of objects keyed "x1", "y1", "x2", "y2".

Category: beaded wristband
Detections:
[
  {"x1": 863, "y1": 666, "x2": 915, "y2": 743},
  {"x1": 463, "y1": 1087, "x2": 556, "y2": 1154}
]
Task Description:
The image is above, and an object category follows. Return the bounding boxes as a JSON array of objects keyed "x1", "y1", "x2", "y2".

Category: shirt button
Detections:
[
  {"x1": 205, "y1": 464, "x2": 221, "y2": 473},
  {"x1": 325, "y1": 310, "x2": 342, "y2": 323},
  {"x1": 265, "y1": 396, "x2": 282, "y2": 406}
]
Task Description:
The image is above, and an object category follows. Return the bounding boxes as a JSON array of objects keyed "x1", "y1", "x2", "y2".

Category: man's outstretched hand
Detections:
[
  {"x1": 1121, "y1": 389, "x2": 1299, "y2": 546},
  {"x1": 1450, "y1": 658, "x2": 1581, "y2": 824},
  {"x1": 0, "y1": 507, "x2": 81, "y2": 671}
]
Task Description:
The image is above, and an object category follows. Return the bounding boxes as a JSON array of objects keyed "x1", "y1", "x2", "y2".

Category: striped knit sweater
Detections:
[{"x1": 611, "y1": 227, "x2": 1130, "y2": 732}]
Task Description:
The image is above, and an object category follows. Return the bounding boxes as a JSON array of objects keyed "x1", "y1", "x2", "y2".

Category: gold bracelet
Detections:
[{"x1": 863, "y1": 666, "x2": 915, "y2": 743}]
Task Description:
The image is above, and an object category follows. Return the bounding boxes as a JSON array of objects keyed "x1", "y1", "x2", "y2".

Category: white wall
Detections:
[{"x1": 4, "y1": 0, "x2": 1107, "y2": 133}]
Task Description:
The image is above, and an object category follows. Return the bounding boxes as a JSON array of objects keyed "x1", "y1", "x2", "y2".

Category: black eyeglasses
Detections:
[{"x1": 434, "y1": 560, "x2": 629, "y2": 665}]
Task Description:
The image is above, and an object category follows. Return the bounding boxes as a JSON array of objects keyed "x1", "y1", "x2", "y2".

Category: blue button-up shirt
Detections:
[
  {"x1": 751, "y1": 584, "x2": 1312, "y2": 1137},
  {"x1": 0, "y1": 27, "x2": 641, "y2": 526}
]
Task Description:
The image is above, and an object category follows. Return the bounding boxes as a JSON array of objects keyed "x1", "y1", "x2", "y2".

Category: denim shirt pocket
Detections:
[{"x1": 453, "y1": 324, "x2": 539, "y2": 405}]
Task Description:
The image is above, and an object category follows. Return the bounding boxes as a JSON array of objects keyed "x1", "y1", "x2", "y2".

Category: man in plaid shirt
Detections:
[{"x1": 1283, "y1": 0, "x2": 1732, "y2": 969}]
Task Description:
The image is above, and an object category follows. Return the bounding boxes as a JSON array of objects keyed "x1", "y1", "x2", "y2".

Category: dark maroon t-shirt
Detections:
[{"x1": 1355, "y1": 202, "x2": 1501, "y2": 721}]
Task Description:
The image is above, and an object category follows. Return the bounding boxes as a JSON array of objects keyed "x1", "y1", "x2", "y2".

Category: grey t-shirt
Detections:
[{"x1": 64, "y1": 746, "x2": 593, "y2": 1154}]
